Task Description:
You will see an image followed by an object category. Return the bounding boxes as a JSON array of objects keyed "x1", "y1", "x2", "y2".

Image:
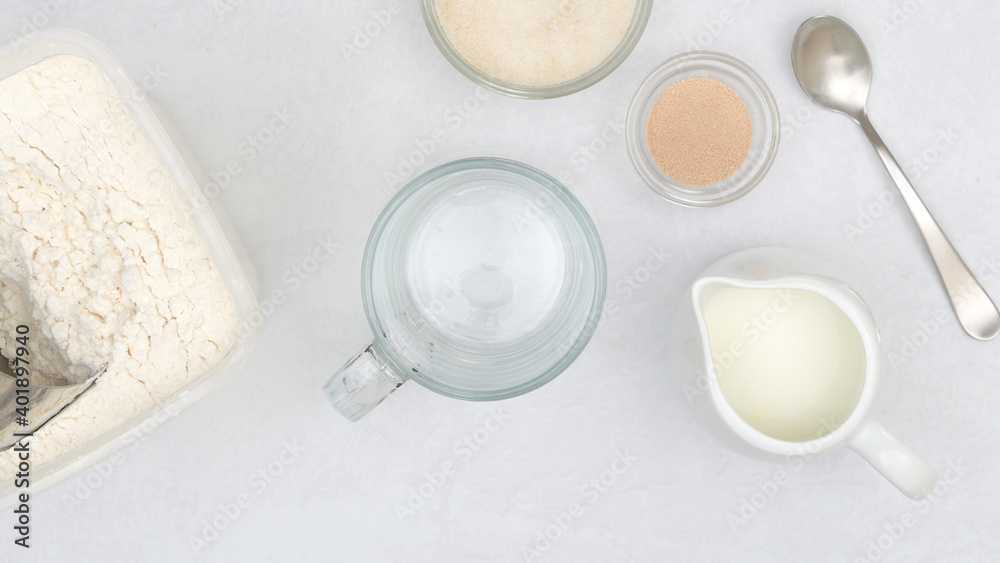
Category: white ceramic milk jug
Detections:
[{"x1": 671, "y1": 247, "x2": 938, "y2": 499}]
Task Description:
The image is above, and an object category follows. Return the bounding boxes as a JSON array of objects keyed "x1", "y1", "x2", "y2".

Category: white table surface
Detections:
[{"x1": 3, "y1": 1, "x2": 1000, "y2": 561}]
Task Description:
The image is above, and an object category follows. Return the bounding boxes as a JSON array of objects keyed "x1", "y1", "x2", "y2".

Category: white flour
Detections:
[{"x1": 0, "y1": 55, "x2": 237, "y2": 478}]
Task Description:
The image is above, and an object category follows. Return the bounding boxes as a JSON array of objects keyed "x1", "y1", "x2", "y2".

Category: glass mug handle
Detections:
[
  {"x1": 848, "y1": 418, "x2": 939, "y2": 499},
  {"x1": 324, "y1": 344, "x2": 404, "y2": 422}
]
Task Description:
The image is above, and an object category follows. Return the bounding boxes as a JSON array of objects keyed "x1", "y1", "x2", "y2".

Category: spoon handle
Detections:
[{"x1": 858, "y1": 115, "x2": 1000, "y2": 340}]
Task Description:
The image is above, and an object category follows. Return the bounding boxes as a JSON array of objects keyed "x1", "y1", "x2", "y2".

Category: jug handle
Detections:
[
  {"x1": 848, "y1": 418, "x2": 938, "y2": 499},
  {"x1": 323, "y1": 344, "x2": 405, "y2": 422}
]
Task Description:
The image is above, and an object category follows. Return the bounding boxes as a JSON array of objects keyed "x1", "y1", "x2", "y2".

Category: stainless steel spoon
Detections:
[{"x1": 791, "y1": 15, "x2": 1000, "y2": 341}]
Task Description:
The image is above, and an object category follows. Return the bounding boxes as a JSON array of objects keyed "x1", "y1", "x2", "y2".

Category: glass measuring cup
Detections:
[{"x1": 325, "y1": 158, "x2": 606, "y2": 421}]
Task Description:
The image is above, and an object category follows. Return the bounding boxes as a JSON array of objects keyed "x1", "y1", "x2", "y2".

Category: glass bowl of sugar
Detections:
[
  {"x1": 626, "y1": 51, "x2": 780, "y2": 207},
  {"x1": 422, "y1": 0, "x2": 652, "y2": 98}
]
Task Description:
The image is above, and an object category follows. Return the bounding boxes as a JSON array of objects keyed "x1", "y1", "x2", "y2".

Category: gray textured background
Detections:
[{"x1": 1, "y1": 0, "x2": 999, "y2": 561}]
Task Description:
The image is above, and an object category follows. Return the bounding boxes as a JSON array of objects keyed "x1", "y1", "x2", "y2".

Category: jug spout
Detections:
[
  {"x1": 324, "y1": 344, "x2": 404, "y2": 422},
  {"x1": 690, "y1": 276, "x2": 744, "y2": 335}
]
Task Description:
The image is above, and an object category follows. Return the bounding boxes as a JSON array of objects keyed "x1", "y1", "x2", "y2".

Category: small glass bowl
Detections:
[
  {"x1": 626, "y1": 51, "x2": 780, "y2": 207},
  {"x1": 420, "y1": 0, "x2": 652, "y2": 99}
]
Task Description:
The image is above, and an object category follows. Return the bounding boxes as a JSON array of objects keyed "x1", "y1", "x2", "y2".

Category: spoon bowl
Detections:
[{"x1": 791, "y1": 16, "x2": 873, "y2": 121}]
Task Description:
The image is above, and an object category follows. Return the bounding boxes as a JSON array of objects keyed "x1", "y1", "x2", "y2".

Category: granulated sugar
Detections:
[
  {"x1": 646, "y1": 77, "x2": 753, "y2": 186},
  {"x1": 434, "y1": 0, "x2": 636, "y2": 87}
]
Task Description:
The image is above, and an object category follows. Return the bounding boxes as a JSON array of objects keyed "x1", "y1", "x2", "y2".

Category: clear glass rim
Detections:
[
  {"x1": 626, "y1": 51, "x2": 781, "y2": 207},
  {"x1": 361, "y1": 157, "x2": 607, "y2": 401},
  {"x1": 419, "y1": 0, "x2": 653, "y2": 99}
]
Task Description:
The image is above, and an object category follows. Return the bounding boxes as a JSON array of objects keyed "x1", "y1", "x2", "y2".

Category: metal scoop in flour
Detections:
[{"x1": 0, "y1": 335, "x2": 104, "y2": 451}]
